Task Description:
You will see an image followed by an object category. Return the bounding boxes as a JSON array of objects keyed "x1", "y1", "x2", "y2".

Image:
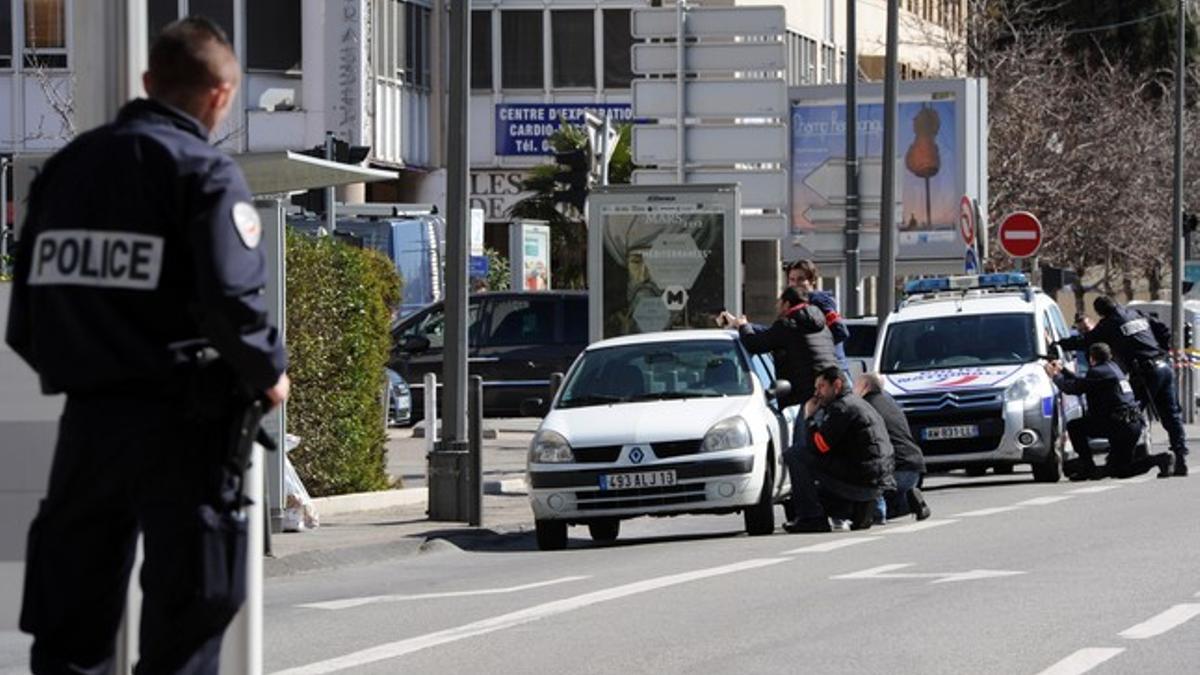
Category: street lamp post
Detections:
[
  {"x1": 1172, "y1": 0, "x2": 1186, "y2": 354},
  {"x1": 877, "y1": 0, "x2": 899, "y2": 322}
]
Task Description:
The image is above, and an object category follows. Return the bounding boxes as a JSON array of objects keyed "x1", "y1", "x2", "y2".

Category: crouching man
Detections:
[{"x1": 784, "y1": 367, "x2": 896, "y2": 533}]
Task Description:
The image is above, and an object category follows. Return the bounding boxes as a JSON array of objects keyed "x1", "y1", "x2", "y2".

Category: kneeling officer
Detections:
[{"x1": 1044, "y1": 343, "x2": 1171, "y2": 480}]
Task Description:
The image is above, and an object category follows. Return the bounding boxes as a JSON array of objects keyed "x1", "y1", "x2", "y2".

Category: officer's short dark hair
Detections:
[
  {"x1": 1088, "y1": 342, "x2": 1113, "y2": 364},
  {"x1": 148, "y1": 16, "x2": 239, "y2": 98},
  {"x1": 817, "y1": 366, "x2": 842, "y2": 385},
  {"x1": 779, "y1": 286, "x2": 807, "y2": 307},
  {"x1": 1093, "y1": 296, "x2": 1117, "y2": 317}
]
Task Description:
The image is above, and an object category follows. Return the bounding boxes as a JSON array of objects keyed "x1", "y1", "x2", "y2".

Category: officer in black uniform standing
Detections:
[
  {"x1": 1045, "y1": 343, "x2": 1172, "y2": 480},
  {"x1": 1058, "y1": 296, "x2": 1189, "y2": 476},
  {"x1": 6, "y1": 18, "x2": 288, "y2": 675}
]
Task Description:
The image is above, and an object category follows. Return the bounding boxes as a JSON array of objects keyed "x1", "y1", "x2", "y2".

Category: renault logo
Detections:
[{"x1": 629, "y1": 447, "x2": 644, "y2": 464}]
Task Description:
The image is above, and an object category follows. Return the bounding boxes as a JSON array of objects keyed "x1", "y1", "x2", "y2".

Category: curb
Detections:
[
  {"x1": 484, "y1": 477, "x2": 527, "y2": 495},
  {"x1": 309, "y1": 487, "x2": 427, "y2": 517}
]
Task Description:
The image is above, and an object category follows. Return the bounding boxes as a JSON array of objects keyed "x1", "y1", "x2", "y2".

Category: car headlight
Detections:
[
  {"x1": 1004, "y1": 373, "x2": 1042, "y2": 402},
  {"x1": 702, "y1": 416, "x2": 752, "y2": 452},
  {"x1": 529, "y1": 429, "x2": 574, "y2": 463}
]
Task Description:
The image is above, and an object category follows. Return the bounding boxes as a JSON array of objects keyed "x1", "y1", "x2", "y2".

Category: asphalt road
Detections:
[{"x1": 262, "y1": 469, "x2": 1199, "y2": 675}]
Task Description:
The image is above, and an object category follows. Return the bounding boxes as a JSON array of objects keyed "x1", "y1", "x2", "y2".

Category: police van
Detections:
[{"x1": 872, "y1": 273, "x2": 1082, "y2": 482}]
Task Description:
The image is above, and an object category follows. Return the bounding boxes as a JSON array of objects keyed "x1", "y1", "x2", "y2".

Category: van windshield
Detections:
[{"x1": 879, "y1": 313, "x2": 1036, "y2": 373}]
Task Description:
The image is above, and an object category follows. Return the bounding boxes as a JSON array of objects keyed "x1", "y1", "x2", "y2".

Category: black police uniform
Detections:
[
  {"x1": 6, "y1": 98, "x2": 286, "y2": 675},
  {"x1": 1058, "y1": 305, "x2": 1189, "y2": 464},
  {"x1": 1053, "y1": 361, "x2": 1170, "y2": 479}
]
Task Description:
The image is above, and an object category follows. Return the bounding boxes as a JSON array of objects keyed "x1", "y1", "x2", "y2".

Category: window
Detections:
[
  {"x1": 247, "y1": 0, "x2": 301, "y2": 71},
  {"x1": 552, "y1": 11, "x2": 594, "y2": 88},
  {"x1": 189, "y1": 0, "x2": 235, "y2": 45},
  {"x1": 501, "y1": 10, "x2": 542, "y2": 90},
  {"x1": 405, "y1": 2, "x2": 431, "y2": 89},
  {"x1": 471, "y1": 10, "x2": 492, "y2": 89},
  {"x1": 0, "y1": 0, "x2": 11, "y2": 68},
  {"x1": 401, "y1": 303, "x2": 482, "y2": 350},
  {"x1": 602, "y1": 9, "x2": 633, "y2": 89},
  {"x1": 564, "y1": 297, "x2": 587, "y2": 345},
  {"x1": 484, "y1": 299, "x2": 555, "y2": 346},
  {"x1": 23, "y1": 0, "x2": 65, "y2": 68},
  {"x1": 147, "y1": 0, "x2": 176, "y2": 46}
]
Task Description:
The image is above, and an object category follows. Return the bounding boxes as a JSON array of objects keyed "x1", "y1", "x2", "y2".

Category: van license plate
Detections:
[
  {"x1": 599, "y1": 470, "x2": 677, "y2": 491},
  {"x1": 922, "y1": 425, "x2": 979, "y2": 441}
]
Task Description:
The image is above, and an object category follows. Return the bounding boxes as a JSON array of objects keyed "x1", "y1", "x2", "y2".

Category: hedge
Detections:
[{"x1": 285, "y1": 232, "x2": 402, "y2": 496}]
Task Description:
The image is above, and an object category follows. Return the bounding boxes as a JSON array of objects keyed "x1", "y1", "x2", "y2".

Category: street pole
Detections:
[
  {"x1": 1172, "y1": 0, "x2": 1186, "y2": 355},
  {"x1": 324, "y1": 131, "x2": 336, "y2": 235},
  {"x1": 675, "y1": 0, "x2": 686, "y2": 183},
  {"x1": 877, "y1": 0, "x2": 899, "y2": 322},
  {"x1": 432, "y1": 0, "x2": 471, "y2": 521},
  {"x1": 844, "y1": 0, "x2": 860, "y2": 317}
]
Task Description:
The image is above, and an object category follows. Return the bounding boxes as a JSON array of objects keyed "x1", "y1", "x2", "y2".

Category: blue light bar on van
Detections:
[{"x1": 903, "y1": 272, "x2": 1029, "y2": 295}]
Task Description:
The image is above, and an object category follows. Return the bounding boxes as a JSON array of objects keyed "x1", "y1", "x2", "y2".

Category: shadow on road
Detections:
[{"x1": 413, "y1": 526, "x2": 748, "y2": 553}]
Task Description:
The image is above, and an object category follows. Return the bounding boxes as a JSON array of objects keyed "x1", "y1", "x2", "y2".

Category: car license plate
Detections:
[
  {"x1": 598, "y1": 470, "x2": 677, "y2": 491},
  {"x1": 922, "y1": 424, "x2": 979, "y2": 441}
]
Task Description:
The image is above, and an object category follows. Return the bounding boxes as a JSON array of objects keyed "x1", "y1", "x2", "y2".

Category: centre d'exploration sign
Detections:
[{"x1": 587, "y1": 184, "x2": 741, "y2": 342}]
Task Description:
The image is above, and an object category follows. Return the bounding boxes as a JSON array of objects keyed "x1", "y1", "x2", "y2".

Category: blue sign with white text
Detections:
[
  {"x1": 495, "y1": 103, "x2": 633, "y2": 156},
  {"x1": 469, "y1": 255, "x2": 489, "y2": 279}
]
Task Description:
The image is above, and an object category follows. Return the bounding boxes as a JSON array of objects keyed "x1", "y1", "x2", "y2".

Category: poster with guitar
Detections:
[{"x1": 790, "y1": 97, "x2": 961, "y2": 260}]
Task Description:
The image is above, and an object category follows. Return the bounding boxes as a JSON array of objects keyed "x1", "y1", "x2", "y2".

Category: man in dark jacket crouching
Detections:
[
  {"x1": 785, "y1": 367, "x2": 896, "y2": 532},
  {"x1": 855, "y1": 373, "x2": 930, "y2": 521}
]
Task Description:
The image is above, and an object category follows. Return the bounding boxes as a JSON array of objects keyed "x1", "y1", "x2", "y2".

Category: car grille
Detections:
[
  {"x1": 652, "y1": 439, "x2": 702, "y2": 458},
  {"x1": 894, "y1": 388, "x2": 1005, "y2": 457},
  {"x1": 572, "y1": 445, "x2": 622, "y2": 463},
  {"x1": 574, "y1": 482, "x2": 707, "y2": 510}
]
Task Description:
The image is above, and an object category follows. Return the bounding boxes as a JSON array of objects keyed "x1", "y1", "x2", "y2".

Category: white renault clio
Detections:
[{"x1": 526, "y1": 330, "x2": 793, "y2": 550}]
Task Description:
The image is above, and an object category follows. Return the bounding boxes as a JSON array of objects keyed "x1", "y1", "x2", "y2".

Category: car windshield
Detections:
[
  {"x1": 844, "y1": 323, "x2": 878, "y2": 358},
  {"x1": 879, "y1": 313, "x2": 1036, "y2": 373},
  {"x1": 557, "y1": 340, "x2": 753, "y2": 408}
]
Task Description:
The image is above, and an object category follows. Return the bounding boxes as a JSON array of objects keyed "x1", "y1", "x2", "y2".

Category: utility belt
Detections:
[{"x1": 1112, "y1": 406, "x2": 1143, "y2": 426}]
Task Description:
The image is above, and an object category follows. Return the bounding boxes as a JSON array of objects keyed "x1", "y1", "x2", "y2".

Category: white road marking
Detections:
[
  {"x1": 955, "y1": 506, "x2": 1021, "y2": 517},
  {"x1": 878, "y1": 519, "x2": 958, "y2": 534},
  {"x1": 831, "y1": 563, "x2": 1025, "y2": 584},
  {"x1": 781, "y1": 536, "x2": 879, "y2": 554},
  {"x1": 1035, "y1": 647, "x2": 1125, "y2": 675},
  {"x1": 1016, "y1": 496, "x2": 1073, "y2": 506},
  {"x1": 299, "y1": 576, "x2": 592, "y2": 610},
  {"x1": 1123, "y1": 475, "x2": 1155, "y2": 484},
  {"x1": 1067, "y1": 485, "x2": 1122, "y2": 494},
  {"x1": 1118, "y1": 604, "x2": 1200, "y2": 639},
  {"x1": 271, "y1": 557, "x2": 791, "y2": 675}
]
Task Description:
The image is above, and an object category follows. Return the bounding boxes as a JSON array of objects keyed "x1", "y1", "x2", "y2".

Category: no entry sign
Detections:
[{"x1": 998, "y1": 211, "x2": 1042, "y2": 258}]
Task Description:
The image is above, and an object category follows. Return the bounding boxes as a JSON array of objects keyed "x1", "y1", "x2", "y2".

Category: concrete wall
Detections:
[{"x1": 0, "y1": 283, "x2": 62, "y2": 631}]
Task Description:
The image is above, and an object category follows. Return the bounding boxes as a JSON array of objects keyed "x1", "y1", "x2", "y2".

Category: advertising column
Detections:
[{"x1": 509, "y1": 221, "x2": 551, "y2": 291}]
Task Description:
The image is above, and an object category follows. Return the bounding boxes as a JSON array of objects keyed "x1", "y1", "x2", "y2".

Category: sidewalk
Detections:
[{"x1": 264, "y1": 419, "x2": 539, "y2": 577}]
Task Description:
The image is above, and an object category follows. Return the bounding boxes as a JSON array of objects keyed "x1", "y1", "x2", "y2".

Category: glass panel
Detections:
[
  {"x1": 484, "y1": 299, "x2": 555, "y2": 347},
  {"x1": 24, "y1": 0, "x2": 62, "y2": 49},
  {"x1": 564, "y1": 296, "x2": 587, "y2": 344},
  {"x1": 602, "y1": 9, "x2": 632, "y2": 89},
  {"x1": 247, "y1": 0, "x2": 301, "y2": 71},
  {"x1": 551, "y1": 10, "x2": 593, "y2": 88},
  {"x1": 501, "y1": 10, "x2": 542, "y2": 90},
  {"x1": 0, "y1": 0, "x2": 12, "y2": 65},
  {"x1": 471, "y1": 10, "x2": 492, "y2": 89},
  {"x1": 189, "y1": 0, "x2": 235, "y2": 45},
  {"x1": 147, "y1": 0, "x2": 176, "y2": 49}
]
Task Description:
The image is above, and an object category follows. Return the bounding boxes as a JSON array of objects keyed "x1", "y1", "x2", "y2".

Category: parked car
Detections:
[
  {"x1": 525, "y1": 329, "x2": 793, "y2": 550},
  {"x1": 390, "y1": 291, "x2": 588, "y2": 417},
  {"x1": 843, "y1": 316, "x2": 878, "y2": 378},
  {"x1": 386, "y1": 368, "x2": 413, "y2": 427}
]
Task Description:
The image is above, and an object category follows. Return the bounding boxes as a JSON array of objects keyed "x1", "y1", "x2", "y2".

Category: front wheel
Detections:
[
  {"x1": 744, "y1": 463, "x2": 776, "y2": 536},
  {"x1": 535, "y1": 519, "x2": 568, "y2": 550},
  {"x1": 1032, "y1": 452, "x2": 1062, "y2": 483}
]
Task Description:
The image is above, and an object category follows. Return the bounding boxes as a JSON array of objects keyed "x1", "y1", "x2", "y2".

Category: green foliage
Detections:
[
  {"x1": 485, "y1": 246, "x2": 510, "y2": 291},
  {"x1": 607, "y1": 124, "x2": 634, "y2": 185},
  {"x1": 284, "y1": 233, "x2": 401, "y2": 497}
]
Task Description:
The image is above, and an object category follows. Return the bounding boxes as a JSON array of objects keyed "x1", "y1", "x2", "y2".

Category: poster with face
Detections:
[{"x1": 588, "y1": 185, "x2": 740, "y2": 342}]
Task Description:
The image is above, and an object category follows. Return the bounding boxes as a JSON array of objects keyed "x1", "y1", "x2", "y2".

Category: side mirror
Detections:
[
  {"x1": 767, "y1": 379, "x2": 792, "y2": 400},
  {"x1": 1052, "y1": 343, "x2": 1065, "y2": 361},
  {"x1": 402, "y1": 335, "x2": 431, "y2": 353},
  {"x1": 520, "y1": 397, "x2": 548, "y2": 417}
]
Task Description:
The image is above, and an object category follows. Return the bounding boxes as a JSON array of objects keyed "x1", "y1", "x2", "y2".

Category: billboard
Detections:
[
  {"x1": 587, "y1": 185, "x2": 741, "y2": 342},
  {"x1": 788, "y1": 80, "x2": 987, "y2": 263},
  {"x1": 509, "y1": 222, "x2": 551, "y2": 291}
]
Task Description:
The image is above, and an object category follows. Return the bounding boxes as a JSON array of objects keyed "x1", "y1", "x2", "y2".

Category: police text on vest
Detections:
[{"x1": 28, "y1": 230, "x2": 164, "y2": 290}]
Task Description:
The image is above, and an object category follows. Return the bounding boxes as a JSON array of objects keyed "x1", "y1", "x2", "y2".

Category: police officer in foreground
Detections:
[
  {"x1": 1045, "y1": 343, "x2": 1172, "y2": 480},
  {"x1": 6, "y1": 17, "x2": 288, "y2": 674},
  {"x1": 1057, "y1": 296, "x2": 1188, "y2": 476}
]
